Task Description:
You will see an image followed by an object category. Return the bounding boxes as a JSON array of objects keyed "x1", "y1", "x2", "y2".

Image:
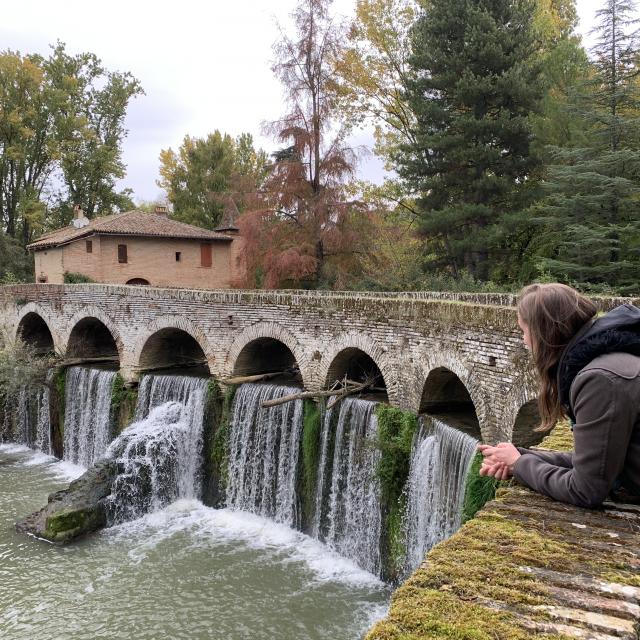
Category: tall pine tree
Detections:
[
  {"x1": 396, "y1": 0, "x2": 543, "y2": 281},
  {"x1": 531, "y1": 0, "x2": 640, "y2": 294}
]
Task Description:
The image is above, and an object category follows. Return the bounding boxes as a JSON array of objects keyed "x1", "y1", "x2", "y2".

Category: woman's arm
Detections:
[
  {"x1": 512, "y1": 370, "x2": 635, "y2": 508},
  {"x1": 516, "y1": 447, "x2": 573, "y2": 468}
]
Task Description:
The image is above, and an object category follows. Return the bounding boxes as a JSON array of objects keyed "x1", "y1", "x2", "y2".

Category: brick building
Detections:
[{"x1": 27, "y1": 207, "x2": 245, "y2": 289}]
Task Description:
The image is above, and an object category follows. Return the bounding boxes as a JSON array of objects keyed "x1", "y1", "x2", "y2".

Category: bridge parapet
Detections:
[{"x1": 3, "y1": 284, "x2": 633, "y2": 444}]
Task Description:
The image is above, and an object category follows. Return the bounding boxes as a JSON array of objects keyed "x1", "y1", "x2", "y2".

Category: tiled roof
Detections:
[{"x1": 27, "y1": 210, "x2": 234, "y2": 250}]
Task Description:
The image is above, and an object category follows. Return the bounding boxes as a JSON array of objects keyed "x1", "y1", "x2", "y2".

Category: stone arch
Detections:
[
  {"x1": 132, "y1": 316, "x2": 214, "y2": 376},
  {"x1": 65, "y1": 311, "x2": 122, "y2": 365},
  {"x1": 15, "y1": 303, "x2": 61, "y2": 353},
  {"x1": 16, "y1": 310, "x2": 55, "y2": 354},
  {"x1": 503, "y1": 378, "x2": 545, "y2": 446},
  {"x1": 417, "y1": 353, "x2": 488, "y2": 441},
  {"x1": 226, "y1": 322, "x2": 308, "y2": 387},
  {"x1": 126, "y1": 278, "x2": 150, "y2": 286},
  {"x1": 318, "y1": 332, "x2": 400, "y2": 406}
]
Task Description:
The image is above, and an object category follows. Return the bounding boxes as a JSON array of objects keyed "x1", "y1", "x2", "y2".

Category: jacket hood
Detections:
[{"x1": 557, "y1": 304, "x2": 640, "y2": 419}]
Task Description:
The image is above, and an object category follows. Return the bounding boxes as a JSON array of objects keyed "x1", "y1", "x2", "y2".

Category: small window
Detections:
[
  {"x1": 175, "y1": 251, "x2": 181, "y2": 262},
  {"x1": 118, "y1": 244, "x2": 128, "y2": 264},
  {"x1": 200, "y1": 243, "x2": 212, "y2": 268},
  {"x1": 86, "y1": 240, "x2": 92, "y2": 253}
]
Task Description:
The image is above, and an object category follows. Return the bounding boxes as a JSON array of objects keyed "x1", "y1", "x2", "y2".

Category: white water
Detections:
[
  {"x1": 318, "y1": 397, "x2": 383, "y2": 577},
  {"x1": 226, "y1": 383, "x2": 304, "y2": 527},
  {"x1": 34, "y1": 370, "x2": 53, "y2": 455},
  {"x1": 404, "y1": 418, "x2": 478, "y2": 573},
  {"x1": 105, "y1": 375, "x2": 208, "y2": 524},
  {"x1": 63, "y1": 367, "x2": 117, "y2": 466},
  {"x1": 1, "y1": 376, "x2": 52, "y2": 452}
]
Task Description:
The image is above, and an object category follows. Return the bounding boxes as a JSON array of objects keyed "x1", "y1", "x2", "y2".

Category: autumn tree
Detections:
[
  {"x1": 240, "y1": 0, "x2": 368, "y2": 289},
  {"x1": 158, "y1": 131, "x2": 268, "y2": 229}
]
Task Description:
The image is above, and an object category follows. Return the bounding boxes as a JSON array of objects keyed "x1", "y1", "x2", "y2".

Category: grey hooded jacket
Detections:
[{"x1": 512, "y1": 304, "x2": 640, "y2": 508}]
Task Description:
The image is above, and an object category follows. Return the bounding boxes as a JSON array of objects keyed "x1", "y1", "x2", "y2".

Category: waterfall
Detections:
[
  {"x1": 404, "y1": 418, "x2": 477, "y2": 573},
  {"x1": 63, "y1": 367, "x2": 117, "y2": 466},
  {"x1": 2, "y1": 376, "x2": 51, "y2": 451},
  {"x1": 105, "y1": 374, "x2": 208, "y2": 524},
  {"x1": 226, "y1": 383, "x2": 304, "y2": 527},
  {"x1": 34, "y1": 371, "x2": 53, "y2": 455},
  {"x1": 317, "y1": 398, "x2": 382, "y2": 577},
  {"x1": 15, "y1": 385, "x2": 32, "y2": 446}
]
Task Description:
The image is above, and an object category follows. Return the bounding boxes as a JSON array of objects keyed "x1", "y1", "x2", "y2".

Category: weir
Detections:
[
  {"x1": 63, "y1": 366, "x2": 117, "y2": 467},
  {"x1": 404, "y1": 418, "x2": 477, "y2": 573},
  {"x1": 226, "y1": 383, "x2": 304, "y2": 527},
  {"x1": 1, "y1": 379, "x2": 51, "y2": 452},
  {"x1": 318, "y1": 397, "x2": 382, "y2": 577},
  {"x1": 106, "y1": 374, "x2": 208, "y2": 523}
]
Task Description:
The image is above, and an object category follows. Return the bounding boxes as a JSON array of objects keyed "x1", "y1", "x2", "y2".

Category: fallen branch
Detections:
[
  {"x1": 220, "y1": 370, "x2": 297, "y2": 385},
  {"x1": 261, "y1": 379, "x2": 372, "y2": 409}
]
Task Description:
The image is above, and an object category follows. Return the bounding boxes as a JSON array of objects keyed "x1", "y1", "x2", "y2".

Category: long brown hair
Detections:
[{"x1": 517, "y1": 283, "x2": 597, "y2": 431}]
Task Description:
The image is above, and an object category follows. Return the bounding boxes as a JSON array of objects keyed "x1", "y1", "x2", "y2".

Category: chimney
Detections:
[
  {"x1": 154, "y1": 205, "x2": 169, "y2": 217},
  {"x1": 71, "y1": 204, "x2": 90, "y2": 229}
]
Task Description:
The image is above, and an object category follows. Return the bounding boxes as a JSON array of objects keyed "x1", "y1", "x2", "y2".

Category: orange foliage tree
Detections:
[{"x1": 237, "y1": 0, "x2": 374, "y2": 289}]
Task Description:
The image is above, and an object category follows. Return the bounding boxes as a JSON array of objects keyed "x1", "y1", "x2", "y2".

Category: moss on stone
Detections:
[
  {"x1": 536, "y1": 420, "x2": 573, "y2": 453},
  {"x1": 375, "y1": 405, "x2": 419, "y2": 581},
  {"x1": 366, "y1": 589, "x2": 568, "y2": 640},
  {"x1": 110, "y1": 374, "x2": 138, "y2": 435},
  {"x1": 43, "y1": 505, "x2": 105, "y2": 543},
  {"x1": 210, "y1": 382, "x2": 237, "y2": 494},
  {"x1": 462, "y1": 452, "x2": 503, "y2": 523},
  {"x1": 301, "y1": 399, "x2": 322, "y2": 527}
]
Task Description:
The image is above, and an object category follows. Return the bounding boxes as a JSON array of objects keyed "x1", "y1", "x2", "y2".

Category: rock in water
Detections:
[{"x1": 15, "y1": 461, "x2": 118, "y2": 544}]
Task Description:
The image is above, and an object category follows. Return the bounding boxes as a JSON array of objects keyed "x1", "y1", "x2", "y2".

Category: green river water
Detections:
[{"x1": 0, "y1": 444, "x2": 390, "y2": 640}]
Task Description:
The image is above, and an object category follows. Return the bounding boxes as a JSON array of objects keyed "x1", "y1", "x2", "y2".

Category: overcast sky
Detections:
[{"x1": 1, "y1": 0, "x2": 605, "y2": 203}]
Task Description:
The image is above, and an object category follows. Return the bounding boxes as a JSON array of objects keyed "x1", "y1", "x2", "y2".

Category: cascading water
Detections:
[
  {"x1": 404, "y1": 418, "x2": 477, "y2": 573},
  {"x1": 63, "y1": 366, "x2": 117, "y2": 466},
  {"x1": 34, "y1": 370, "x2": 53, "y2": 455},
  {"x1": 226, "y1": 383, "x2": 304, "y2": 527},
  {"x1": 106, "y1": 374, "x2": 208, "y2": 524},
  {"x1": 2, "y1": 375, "x2": 52, "y2": 451},
  {"x1": 315, "y1": 397, "x2": 382, "y2": 577}
]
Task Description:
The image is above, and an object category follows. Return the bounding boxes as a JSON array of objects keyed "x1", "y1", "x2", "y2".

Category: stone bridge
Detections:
[{"x1": 1, "y1": 284, "x2": 635, "y2": 445}]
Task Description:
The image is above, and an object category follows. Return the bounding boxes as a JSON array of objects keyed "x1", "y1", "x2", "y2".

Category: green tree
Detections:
[
  {"x1": 531, "y1": 0, "x2": 640, "y2": 294},
  {"x1": 396, "y1": 0, "x2": 544, "y2": 281},
  {"x1": 0, "y1": 51, "x2": 60, "y2": 244},
  {"x1": 50, "y1": 43, "x2": 143, "y2": 221},
  {"x1": 158, "y1": 131, "x2": 267, "y2": 229},
  {"x1": 332, "y1": 0, "x2": 418, "y2": 164},
  {"x1": 0, "y1": 43, "x2": 142, "y2": 244},
  {"x1": 0, "y1": 232, "x2": 33, "y2": 283}
]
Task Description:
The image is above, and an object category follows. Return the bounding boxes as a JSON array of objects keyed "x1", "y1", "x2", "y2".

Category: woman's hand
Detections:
[{"x1": 477, "y1": 443, "x2": 521, "y2": 480}]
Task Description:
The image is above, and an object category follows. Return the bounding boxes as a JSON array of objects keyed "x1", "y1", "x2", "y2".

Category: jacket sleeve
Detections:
[
  {"x1": 513, "y1": 370, "x2": 634, "y2": 508},
  {"x1": 516, "y1": 447, "x2": 573, "y2": 468}
]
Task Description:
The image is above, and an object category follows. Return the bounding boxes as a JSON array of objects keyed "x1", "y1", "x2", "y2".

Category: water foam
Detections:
[{"x1": 107, "y1": 499, "x2": 385, "y2": 588}]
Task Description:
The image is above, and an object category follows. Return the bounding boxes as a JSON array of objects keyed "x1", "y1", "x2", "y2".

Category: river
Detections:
[{"x1": 0, "y1": 444, "x2": 389, "y2": 640}]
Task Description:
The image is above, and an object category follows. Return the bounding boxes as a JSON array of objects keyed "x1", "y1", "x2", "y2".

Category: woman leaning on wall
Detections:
[{"x1": 479, "y1": 283, "x2": 640, "y2": 508}]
